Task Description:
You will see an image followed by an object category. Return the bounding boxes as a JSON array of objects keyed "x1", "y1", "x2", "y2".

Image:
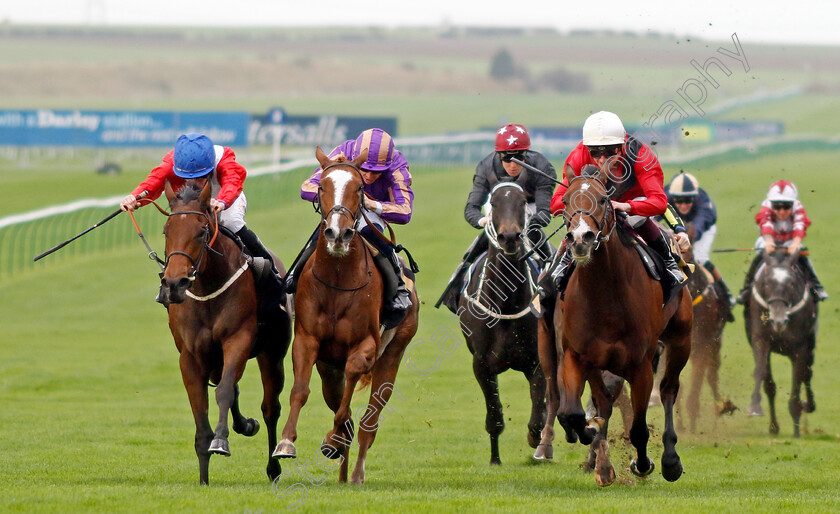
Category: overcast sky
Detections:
[{"x1": 1, "y1": 0, "x2": 837, "y2": 46}]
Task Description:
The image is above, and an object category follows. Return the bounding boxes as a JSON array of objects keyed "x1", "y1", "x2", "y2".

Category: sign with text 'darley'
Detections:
[{"x1": 0, "y1": 109, "x2": 250, "y2": 147}]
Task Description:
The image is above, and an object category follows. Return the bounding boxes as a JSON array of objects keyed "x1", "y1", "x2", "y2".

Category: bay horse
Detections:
[
  {"x1": 272, "y1": 147, "x2": 419, "y2": 484},
  {"x1": 744, "y1": 249, "x2": 817, "y2": 438},
  {"x1": 456, "y1": 182, "x2": 545, "y2": 465},
  {"x1": 549, "y1": 166, "x2": 693, "y2": 486},
  {"x1": 161, "y1": 180, "x2": 292, "y2": 485}
]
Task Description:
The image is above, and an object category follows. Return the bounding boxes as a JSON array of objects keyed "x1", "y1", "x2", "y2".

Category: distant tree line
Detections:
[{"x1": 489, "y1": 48, "x2": 591, "y2": 93}]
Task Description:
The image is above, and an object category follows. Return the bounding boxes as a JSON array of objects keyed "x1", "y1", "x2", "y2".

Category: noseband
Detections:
[
  {"x1": 563, "y1": 176, "x2": 615, "y2": 250},
  {"x1": 164, "y1": 209, "x2": 218, "y2": 281}
]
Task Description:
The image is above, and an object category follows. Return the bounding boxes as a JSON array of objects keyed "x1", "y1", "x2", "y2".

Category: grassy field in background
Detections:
[{"x1": 3, "y1": 150, "x2": 840, "y2": 512}]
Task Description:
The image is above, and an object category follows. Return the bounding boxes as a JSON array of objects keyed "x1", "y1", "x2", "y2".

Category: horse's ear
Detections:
[
  {"x1": 784, "y1": 251, "x2": 799, "y2": 268},
  {"x1": 315, "y1": 146, "x2": 332, "y2": 169},
  {"x1": 581, "y1": 163, "x2": 607, "y2": 183},
  {"x1": 199, "y1": 179, "x2": 212, "y2": 208},
  {"x1": 352, "y1": 148, "x2": 369, "y2": 170},
  {"x1": 164, "y1": 180, "x2": 176, "y2": 203}
]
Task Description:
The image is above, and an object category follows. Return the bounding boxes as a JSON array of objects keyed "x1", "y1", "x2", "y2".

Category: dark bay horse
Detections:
[
  {"x1": 161, "y1": 181, "x2": 292, "y2": 485},
  {"x1": 272, "y1": 147, "x2": 419, "y2": 484},
  {"x1": 745, "y1": 249, "x2": 817, "y2": 438},
  {"x1": 456, "y1": 182, "x2": 545, "y2": 465},
  {"x1": 549, "y1": 167, "x2": 693, "y2": 486}
]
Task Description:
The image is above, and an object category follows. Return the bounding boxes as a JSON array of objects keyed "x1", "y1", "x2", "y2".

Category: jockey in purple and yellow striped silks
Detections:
[{"x1": 301, "y1": 128, "x2": 414, "y2": 225}]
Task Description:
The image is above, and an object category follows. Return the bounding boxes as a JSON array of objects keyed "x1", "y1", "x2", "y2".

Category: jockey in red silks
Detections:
[
  {"x1": 120, "y1": 132, "x2": 281, "y2": 303},
  {"x1": 285, "y1": 128, "x2": 415, "y2": 314},
  {"x1": 546, "y1": 111, "x2": 689, "y2": 295},
  {"x1": 736, "y1": 180, "x2": 828, "y2": 303}
]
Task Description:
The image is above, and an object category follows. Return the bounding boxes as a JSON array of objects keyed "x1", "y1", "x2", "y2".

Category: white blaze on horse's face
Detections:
[
  {"x1": 569, "y1": 217, "x2": 596, "y2": 263},
  {"x1": 771, "y1": 267, "x2": 791, "y2": 284},
  {"x1": 324, "y1": 169, "x2": 355, "y2": 255}
]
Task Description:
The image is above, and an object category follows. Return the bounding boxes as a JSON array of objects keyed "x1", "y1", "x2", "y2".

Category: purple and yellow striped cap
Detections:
[{"x1": 354, "y1": 128, "x2": 394, "y2": 172}]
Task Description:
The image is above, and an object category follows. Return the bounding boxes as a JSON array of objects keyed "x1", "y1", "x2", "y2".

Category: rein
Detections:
[
  {"x1": 310, "y1": 242, "x2": 373, "y2": 292},
  {"x1": 465, "y1": 257, "x2": 537, "y2": 320},
  {"x1": 133, "y1": 195, "x2": 248, "y2": 302}
]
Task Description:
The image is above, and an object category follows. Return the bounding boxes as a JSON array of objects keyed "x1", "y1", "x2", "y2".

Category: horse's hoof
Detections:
[
  {"x1": 769, "y1": 422, "x2": 779, "y2": 435},
  {"x1": 533, "y1": 444, "x2": 553, "y2": 460},
  {"x1": 208, "y1": 438, "x2": 231, "y2": 456},
  {"x1": 630, "y1": 457, "x2": 655, "y2": 477},
  {"x1": 748, "y1": 405, "x2": 764, "y2": 416},
  {"x1": 662, "y1": 457, "x2": 683, "y2": 482},
  {"x1": 595, "y1": 465, "x2": 616, "y2": 487},
  {"x1": 527, "y1": 430, "x2": 541, "y2": 449},
  {"x1": 234, "y1": 418, "x2": 260, "y2": 437},
  {"x1": 266, "y1": 459, "x2": 281, "y2": 481},
  {"x1": 320, "y1": 439, "x2": 342, "y2": 460},
  {"x1": 490, "y1": 458, "x2": 502, "y2": 466},
  {"x1": 803, "y1": 400, "x2": 816, "y2": 413},
  {"x1": 272, "y1": 439, "x2": 296, "y2": 459}
]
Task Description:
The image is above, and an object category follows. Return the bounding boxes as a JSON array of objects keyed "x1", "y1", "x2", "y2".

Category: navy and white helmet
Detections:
[{"x1": 668, "y1": 172, "x2": 700, "y2": 197}]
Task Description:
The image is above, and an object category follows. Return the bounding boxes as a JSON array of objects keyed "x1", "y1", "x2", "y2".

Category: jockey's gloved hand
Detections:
[{"x1": 675, "y1": 232, "x2": 691, "y2": 253}]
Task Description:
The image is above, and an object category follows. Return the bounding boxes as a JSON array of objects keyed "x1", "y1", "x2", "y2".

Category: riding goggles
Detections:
[
  {"x1": 587, "y1": 145, "x2": 621, "y2": 159},
  {"x1": 771, "y1": 202, "x2": 793, "y2": 211},
  {"x1": 499, "y1": 151, "x2": 525, "y2": 163}
]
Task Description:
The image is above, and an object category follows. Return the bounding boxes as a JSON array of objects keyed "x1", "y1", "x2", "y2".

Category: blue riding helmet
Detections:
[{"x1": 173, "y1": 133, "x2": 216, "y2": 178}]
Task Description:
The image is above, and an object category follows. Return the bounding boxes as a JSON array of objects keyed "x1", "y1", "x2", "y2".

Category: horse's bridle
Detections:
[
  {"x1": 316, "y1": 161, "x2": 365, "y2": 230},
  {"x1": 484, "y1": 182, "x2": 533, "y2": 253},
  {"x1": 164, "y1": 209, "x2": 219, "y2": 281},
  {"x1": 751, "y1": 263, "x2": 812, "y2": 315},
  {"x1": 563, "y1": 175, "x2": 616, "y2": 251}
]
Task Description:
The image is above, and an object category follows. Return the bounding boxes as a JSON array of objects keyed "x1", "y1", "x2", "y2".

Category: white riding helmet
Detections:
[
  {"x1": 582, "y1": 111, "x2": 626, "y2": 146},
  {"x1": 767, "y1": 180, "x2": 798, "y2": 202}
]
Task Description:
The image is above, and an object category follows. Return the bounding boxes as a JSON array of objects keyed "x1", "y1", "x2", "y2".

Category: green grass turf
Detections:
[{"x1": 3, "y1": 149, "x2": 840, "y2": 511}]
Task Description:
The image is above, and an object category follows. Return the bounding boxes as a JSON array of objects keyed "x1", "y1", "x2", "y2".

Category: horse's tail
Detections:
[{"x1": 355, "y1": 372, "x2": 373, "y2": 392}]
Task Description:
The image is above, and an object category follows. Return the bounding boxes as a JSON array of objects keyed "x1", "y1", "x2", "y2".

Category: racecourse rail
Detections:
[{"x1": 2, "y1": 133, "x2": 839, "y2": 281}]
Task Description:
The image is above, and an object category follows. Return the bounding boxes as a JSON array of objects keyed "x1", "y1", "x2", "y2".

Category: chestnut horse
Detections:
[
  {"x1": 549, "y1": 166, "x2": 692, "y2": 486},
  {"x1": 456, "y1": 182, "x2": 545, "y2": 465},
  {"x1": 161, "y1": 181, "x2": 292, "y2": 485},
  {"x1": 272, "y1": 147, "x2": 419, "y2": 484},
  {"x1": 744, "y1": 249, "x2": 817, "y2": 438}
]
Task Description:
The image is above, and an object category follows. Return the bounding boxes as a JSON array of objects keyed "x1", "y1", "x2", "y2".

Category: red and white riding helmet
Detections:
[
  {"x1": 767, "y1": 180, "x2": 798, "y2": 203},
  {"x1": 495, "y1": 124, "x2": 531, "y2": 152}
]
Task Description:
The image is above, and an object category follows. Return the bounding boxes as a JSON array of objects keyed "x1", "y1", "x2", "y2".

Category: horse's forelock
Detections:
[{"x1": 173, "y1": 182, "x2": 204, "y2": 207}]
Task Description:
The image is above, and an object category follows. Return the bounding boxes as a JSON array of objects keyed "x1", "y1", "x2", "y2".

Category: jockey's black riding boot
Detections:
[
  {"x1": 650, "y1": 233, "x2": 687, "y2": 286},
  {"x1": 374, "y1": 250, "x2": 412, "y2": 313},
  {"x1": 799, "y1": 255, "x2": 829, "y2": 301},
  {"x1": 236, "y1": 226, "x2": 278, "y2": 274},
  {"x1": 737, "y1": 253, "x2": 763, "y2": 305},
  {"x1": 284, "y1": 239, "x2": 316, "y2": 294}
]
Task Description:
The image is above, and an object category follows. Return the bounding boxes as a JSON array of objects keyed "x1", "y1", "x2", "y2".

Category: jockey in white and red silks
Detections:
[{"x1": 737, "y1": 179, "x2": 828, "y2": 303}]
